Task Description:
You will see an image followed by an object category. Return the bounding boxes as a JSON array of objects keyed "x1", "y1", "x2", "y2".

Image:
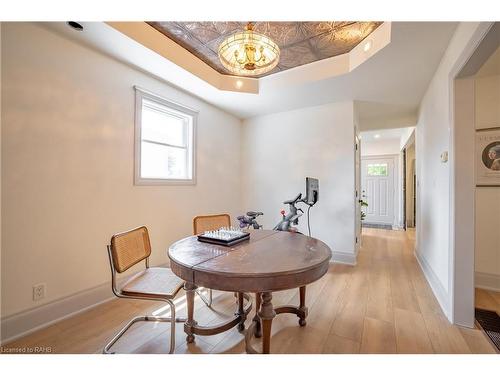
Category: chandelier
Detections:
[{"x1": 218, "y1": 23, "x2": 280, "y2": 76}]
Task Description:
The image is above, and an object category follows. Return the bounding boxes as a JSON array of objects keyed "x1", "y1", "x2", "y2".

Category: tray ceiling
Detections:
[{"x1": 147, "y1": 21, "x2": 382, "y2": 77}]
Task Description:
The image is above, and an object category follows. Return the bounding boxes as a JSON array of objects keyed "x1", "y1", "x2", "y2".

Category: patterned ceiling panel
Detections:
[{"x1": 147, "y1": 21, "x2": 382, "y2": 77}]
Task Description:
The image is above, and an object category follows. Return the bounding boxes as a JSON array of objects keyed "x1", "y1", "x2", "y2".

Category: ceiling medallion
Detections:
[{"x1": 218, "y1": 22, "x2": 280, "y2": 77}]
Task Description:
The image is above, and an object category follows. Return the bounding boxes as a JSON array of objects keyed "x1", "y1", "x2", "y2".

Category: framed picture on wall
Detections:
[{"x1": 476, "y1": 127, "x2": 500, "y2": 186}]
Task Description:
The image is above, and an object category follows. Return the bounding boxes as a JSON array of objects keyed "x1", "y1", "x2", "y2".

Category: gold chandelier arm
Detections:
[{"x1": 234, "y1": 50, "x2": 246, "y2": 65}]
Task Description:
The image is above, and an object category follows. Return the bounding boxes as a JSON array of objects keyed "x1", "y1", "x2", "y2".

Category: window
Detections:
[
  {"x1": 367, "y1": 163, "x2": 388, "y2": 176},
  {"x1": 135, "y1": 87, "x2": 196, "y2": 185}
]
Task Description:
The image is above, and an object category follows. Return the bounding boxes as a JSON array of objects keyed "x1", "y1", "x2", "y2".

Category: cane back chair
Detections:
[
  {"x1": 104, "y1": 226, "x2": 185, "y2": 354},
  {"x1": 192, "y1": 213, "x2": 231, "y2": 307}
]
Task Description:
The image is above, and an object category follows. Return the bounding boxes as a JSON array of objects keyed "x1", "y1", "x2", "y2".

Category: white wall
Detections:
[
  {"x1": 474, "y1": 55, "x2": 500, "y2": 292},
  {"x1": 241, "y1": 102, "x2": 357, "y2": 264},
  {"x1": 475, "y1": 75, "x2": 500, "y2": 129},
  {"x1": 361, "y1": 138, "x2": 401, "y2": 156},
  {"x1": 0, "y1": 21, "x2": 3, "y2": 343},
  {"x1": 1, "y1": 23, "x2": 243, "y2": 324},
  {"x1": 417, "y1": 69, "x2": 452, "y2": 299},
  {"x1": 415, "y1": 22, "x2": 489, "y2": 322},
  {"x1": 475, "y1": 188, "x2": 500, "y2": 290},
  {"x1": 400, "y1": 127, "x2": 415, "y2": 150}
]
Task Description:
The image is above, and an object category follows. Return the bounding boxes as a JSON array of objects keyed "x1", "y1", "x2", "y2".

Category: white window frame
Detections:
[{"x1": 134, "y1": 86, "x2": 197, "y2": 185}]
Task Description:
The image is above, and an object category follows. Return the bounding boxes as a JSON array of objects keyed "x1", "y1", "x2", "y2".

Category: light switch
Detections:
[{"x1": 440, "y1": 151, "x2": 448, "y2": 163}]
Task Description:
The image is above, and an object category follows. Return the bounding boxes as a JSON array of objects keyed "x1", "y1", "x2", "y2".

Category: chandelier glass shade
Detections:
[{"x1": 218, "y1": 23, "x2": 280, "y2": 76}]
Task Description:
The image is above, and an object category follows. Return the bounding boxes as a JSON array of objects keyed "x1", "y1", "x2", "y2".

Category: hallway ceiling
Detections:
[
  {"x1": 361, "y1": 127, "x2": 411, "y2": 142},
  {"x1": 147, "y1": 22, "x2": 382, "y2": 77}
]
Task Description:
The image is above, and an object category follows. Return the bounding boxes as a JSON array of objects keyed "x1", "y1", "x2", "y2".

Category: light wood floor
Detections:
[
  {"x1": 3, "y1": 228, "x2": 497, "y2": 354},
  {"x1": 475, "y1": 288, "x2": 500, "y2": 315}
]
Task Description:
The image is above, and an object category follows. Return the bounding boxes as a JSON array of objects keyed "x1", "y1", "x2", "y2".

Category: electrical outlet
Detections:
[{"x1": 33, "y1": 283, "x2": 46, "y2": 301}]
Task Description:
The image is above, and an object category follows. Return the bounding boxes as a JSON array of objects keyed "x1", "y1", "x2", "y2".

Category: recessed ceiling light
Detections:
[
  {"x1": 67, "y1": 21, "x2": 84, "y2": 31},
  {"x1": 235, "y1": 80, "x2": 243, "y2": 89},
  {"x1": 363, "y1": 40, "x2": 372, "y2": 52},
  {"x1": 374, "y1": 134, "x2": 381, "y2": 139}
]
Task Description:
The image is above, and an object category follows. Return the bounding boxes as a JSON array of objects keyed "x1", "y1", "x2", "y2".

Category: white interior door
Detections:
[{"x1": 361, "y1": 157, "x2": 395, "y2": 225}]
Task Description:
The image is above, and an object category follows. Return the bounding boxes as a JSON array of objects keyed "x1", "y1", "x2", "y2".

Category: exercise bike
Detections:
[
  {"x1": 237, "y1": 211, "x2": 264, "y2": 230},
  {"x1": 237, "y1": 178, "x2": 319, "y2": 236},
  {"x1": 273, "y1": 193, "x2": 306, "y2": 233}
]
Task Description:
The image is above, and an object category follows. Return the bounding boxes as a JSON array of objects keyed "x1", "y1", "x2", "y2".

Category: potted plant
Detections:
[{"x1": 360, "y1": 191, "x2": 368, "y2": 221}]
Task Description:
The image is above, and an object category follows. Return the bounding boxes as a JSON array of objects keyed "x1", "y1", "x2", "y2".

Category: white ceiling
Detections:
[
  {"x1": 46, "y1": 21, "x2": 457, "y2": 128},
  {"x1": 244, "y1": 22, "x2": 457, "y2": 127},
  {"x1": 361, "y1": 127, "x2": 411, "y2": 142}
]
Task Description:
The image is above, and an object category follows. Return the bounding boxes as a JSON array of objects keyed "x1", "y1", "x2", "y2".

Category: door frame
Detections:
[
  {"x1": 402, "y1": 148, "x2": 407, "y2": 230},
  {"x1": 355, "y1": 133, "x2": 362, "y2": 251},
  {"x1": 449, "y1": 22, "x2": 494, "y2": 327},
  {"x1": 361, "y1": 154, "x2": 399, "y2": 228}
]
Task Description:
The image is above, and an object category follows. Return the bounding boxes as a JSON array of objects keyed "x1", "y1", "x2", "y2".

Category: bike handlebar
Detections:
[{"x1": 283, "y1": 193, "x2": 302, "y2": 205}]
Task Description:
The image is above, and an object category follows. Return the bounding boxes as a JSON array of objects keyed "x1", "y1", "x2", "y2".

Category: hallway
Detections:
[{"x1": 2, "y1": 228, "x2": 496, "y2": 354}]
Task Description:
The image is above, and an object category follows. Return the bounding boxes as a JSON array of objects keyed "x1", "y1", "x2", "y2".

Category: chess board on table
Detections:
[{"x1": 197, "y1": 227, "x2": 250, "y2": 247}]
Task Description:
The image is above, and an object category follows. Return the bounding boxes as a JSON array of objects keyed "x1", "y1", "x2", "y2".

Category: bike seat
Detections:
[
  {"x1": 283, "y1": 193, "x2": 302, "y2": 205},
  {"x1": 247, "y1": 211, "x2": 263, "y2": 217}
]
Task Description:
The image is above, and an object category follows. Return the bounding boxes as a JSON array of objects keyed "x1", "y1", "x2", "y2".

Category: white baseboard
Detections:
[
  {"x1": 331, "y1": 250, "x2": 357, "y2": 266},
  {"x1": 1, "y1": 280, "x2": 115, "y2": 345},
  {"x1": 1, "y1": 263, "x2": 168, "y2": 345},
  {"x1": 475, "y1": 272, "x2": 500, "y2": 292},
  {"x1": 414, "y1": 250, "x2": 451, "y2": 321}
]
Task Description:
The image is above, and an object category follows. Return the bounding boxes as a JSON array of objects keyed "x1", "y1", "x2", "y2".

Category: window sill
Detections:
[{"x1": 134, "y1": 178, "x2": 196, "y2": 186}]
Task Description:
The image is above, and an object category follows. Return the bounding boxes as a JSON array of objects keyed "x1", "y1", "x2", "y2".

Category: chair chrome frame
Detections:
[{"x1": 103, "y1": 245, "x2": 186, "y2": 354}]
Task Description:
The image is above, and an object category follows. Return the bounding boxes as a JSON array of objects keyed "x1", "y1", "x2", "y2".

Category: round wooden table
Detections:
[{"x1": 168, "y1": 230, "x2": 332, "y2": 354}]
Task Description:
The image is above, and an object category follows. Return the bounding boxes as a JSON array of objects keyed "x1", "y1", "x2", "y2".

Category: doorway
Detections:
[
  {"x1": 451, "y1": 22, "x2": 498, "y2": 328},
  {"x1": 402, "y1": 138, "x2": 416, "y2": 230},
  {"x1": 360, "y1": 127, "x2": 414, "y2": 230},
  {"x1": 361, "y1": 155, "x2": 396, "y2": 226}
]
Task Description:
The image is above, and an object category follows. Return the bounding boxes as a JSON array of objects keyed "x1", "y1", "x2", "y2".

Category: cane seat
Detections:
[{"x1": 121, "y1": 267, "x2": 184, "y2": 299}]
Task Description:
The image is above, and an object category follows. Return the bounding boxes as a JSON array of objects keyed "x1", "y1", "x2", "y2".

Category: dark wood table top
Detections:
[{"x1": 168, "y1": 230, "x2": 332, "y2": 293}]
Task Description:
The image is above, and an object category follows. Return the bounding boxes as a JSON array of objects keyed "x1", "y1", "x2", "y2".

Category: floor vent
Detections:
[
  {"x1": 475, "y1": 308, "x2": 500, "y2": 352},
  {"x1": 361, "y1": 223, "x2": 393, "y2": 230}
]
